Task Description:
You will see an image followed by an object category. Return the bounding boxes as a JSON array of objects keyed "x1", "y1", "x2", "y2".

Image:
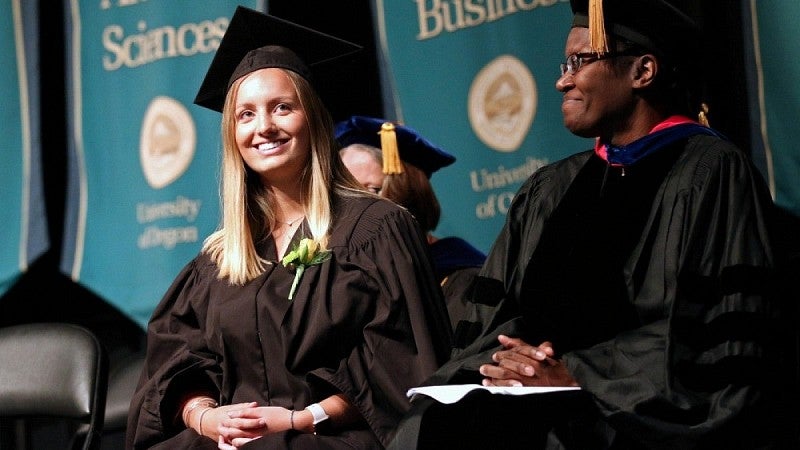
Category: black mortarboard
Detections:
[
  {"x1": 570, "y1": 0, "x2": 700, "y2": 66},
  {"x1": 335, "y1": 116, "x2": 456, "y2": 178},
  {"x1": 194, "y1": 6, "x2": 363, "y2": 112}
]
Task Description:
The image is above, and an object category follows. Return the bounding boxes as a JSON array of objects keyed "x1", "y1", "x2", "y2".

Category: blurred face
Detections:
[
  {"x1": 234, "y1": 68, "x2": 310, "y2": 186},
  {"x1": 555, "y1": 27, "x2": 635, "y2": 140},
  {"x1": 340, "y1": 146, "x2": 385, "y2": 194}
]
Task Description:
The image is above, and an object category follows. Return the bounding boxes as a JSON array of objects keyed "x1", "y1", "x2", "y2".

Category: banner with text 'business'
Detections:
[
  {"x1": 743, "y1": 0, "x2": 800, "y2": 218},
  {"x1": 62, "y1": 0, "x2": 258, "y2": 328},
  {"x1": 374, "y1": 0, "x2": 591, "y2": 253},
  {"x1": 0, "y1": 1, "x2": 49, "y2": 296}
]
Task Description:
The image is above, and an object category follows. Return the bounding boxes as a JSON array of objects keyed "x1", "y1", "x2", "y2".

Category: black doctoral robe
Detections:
[
  {"x1": 126, "y1": 195, "x2": 452, "y2": 449},
  {"x1": 390, "y1": 134, "x2": 789, "y2": 449}
]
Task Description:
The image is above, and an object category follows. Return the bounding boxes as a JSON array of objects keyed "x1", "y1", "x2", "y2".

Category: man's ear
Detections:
[{"x1": 632, "y1": 54, "x2": 657, "y2": 89}]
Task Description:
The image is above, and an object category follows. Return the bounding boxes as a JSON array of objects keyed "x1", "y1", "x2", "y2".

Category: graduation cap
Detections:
[
  {"x1": 570, "y1": 0, "x2": 700, "y2": 62},
  {"x1": 194, "y1": 6, "x2": 363, "y2": 113},
  {"x1": 335, "y1": 116, "x2": 456, "y2": 178}
]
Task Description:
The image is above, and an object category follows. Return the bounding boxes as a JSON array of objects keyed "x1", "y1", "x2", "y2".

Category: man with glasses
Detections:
[{"x1": 389, "y1": 0, "x2": 791, "y2": 448}]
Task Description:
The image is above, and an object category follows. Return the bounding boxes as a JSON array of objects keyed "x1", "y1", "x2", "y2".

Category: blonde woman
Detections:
[{"x1": 126, "y1": 7, "x2": 451, "y2": 450}]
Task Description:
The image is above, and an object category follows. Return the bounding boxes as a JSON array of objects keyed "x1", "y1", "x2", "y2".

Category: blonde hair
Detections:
[{"x1": 203, "y1": 68, "x2": 365, "y2": 285}]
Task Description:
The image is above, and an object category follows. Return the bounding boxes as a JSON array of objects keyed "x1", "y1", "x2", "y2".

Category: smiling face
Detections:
[
  {"x1": 555, "y1": 27, "x2": 637, "y2": 141},
  {"x1": 234, "y1": 67, "x2": 311, "y2": 187}
]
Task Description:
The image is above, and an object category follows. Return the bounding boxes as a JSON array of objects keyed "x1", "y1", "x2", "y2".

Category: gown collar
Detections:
[{"x1": 594, "y1": 115, "x2": 724, "y2": 166}]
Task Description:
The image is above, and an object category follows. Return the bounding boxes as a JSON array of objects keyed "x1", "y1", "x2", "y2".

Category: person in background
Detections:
[
  {"x1": 336, "y1": 116, "x2": 487, "y2": 332},
  {"x1": 389, "y1": 0, "x2": 791, "y2": 448},
  {"x1": 125, "y1": 7, "x2": 451, "y2": 450}
]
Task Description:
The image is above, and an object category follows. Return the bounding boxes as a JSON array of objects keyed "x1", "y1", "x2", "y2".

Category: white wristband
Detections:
[{"x1": 305, "y1": 402, "x2": 329, "y2": 425}]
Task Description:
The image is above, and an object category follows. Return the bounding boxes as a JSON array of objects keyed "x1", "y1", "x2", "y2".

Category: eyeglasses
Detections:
[{"x1": 559, "y1": 51, "x2": 639, "y2": 76}]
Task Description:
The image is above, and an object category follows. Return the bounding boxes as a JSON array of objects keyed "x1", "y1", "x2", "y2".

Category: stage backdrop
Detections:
[
  {"x1": 0, "y1": 1, "x2": 49, "y2": 297},
  {"x1": 61, "y1": 0, "x2": 259, "y2": 328},
  {"x1": 373, "y1": 0, "x2": 592, "y2": 254},
  {"x1": 743, "y1": 0, "x2": 800, "y2": 218}
]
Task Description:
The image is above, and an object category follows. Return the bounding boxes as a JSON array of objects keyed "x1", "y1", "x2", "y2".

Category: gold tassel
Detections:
[
  {"x1": 697, "y1": 102, "x2": 710, "y2": 127},
  {"x1": 379, "y1": 122, "x2": 404, "y2": 174},
  {"x1": 589, "y1": 0, "x2": 608, "y2": 54}
]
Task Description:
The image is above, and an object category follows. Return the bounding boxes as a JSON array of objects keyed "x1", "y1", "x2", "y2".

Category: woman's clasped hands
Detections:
[{"x1": 187, "y1": 401, "x2": 296, "y2": 449}]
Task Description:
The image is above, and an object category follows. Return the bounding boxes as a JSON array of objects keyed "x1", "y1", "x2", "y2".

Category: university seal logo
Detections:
[
  {"x1": 140, "y1": 96, "x2": 196, "y2": 189},
  {"x1": 468, "y1": 54, "x2": 537, "y2": 153}
]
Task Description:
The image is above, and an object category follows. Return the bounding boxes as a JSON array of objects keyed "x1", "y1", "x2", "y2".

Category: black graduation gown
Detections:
[
  {"x1": 429, "y1": 236, "x2": 486, "y2": 332},
  {"x1": 126, "y1": 195, "x2": 452, "y2": 449},
  {"x1": 389, "y1": 134, "x2": 787, "y2": 449}
]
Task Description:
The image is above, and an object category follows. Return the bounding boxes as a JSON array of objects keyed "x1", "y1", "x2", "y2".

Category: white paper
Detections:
[{"x1": 407, "y1": 384, "x2": 581, "y2": 404}]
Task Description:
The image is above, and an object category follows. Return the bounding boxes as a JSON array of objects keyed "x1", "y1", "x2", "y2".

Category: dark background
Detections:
[{"x1": 1, "y1": 0, "x2": 797, "y2": 448}]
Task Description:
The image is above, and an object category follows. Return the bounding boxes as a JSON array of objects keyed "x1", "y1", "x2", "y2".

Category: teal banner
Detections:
[
  {"x1": 62, "y1": 0, "x2": 258, "y2": 328},
  {"x1": 0, "y1": 1, "x2": 49, "y2": 296},
  {"x1": 374, "y1": 0, "x2": 591, "y2": 253},
  {"x1": 744, "y1": 0, "x2": 800, "y2": 218}
]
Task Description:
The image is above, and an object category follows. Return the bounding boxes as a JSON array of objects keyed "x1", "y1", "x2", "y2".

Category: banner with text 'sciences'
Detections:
[
  {"x1": 62, "y1": 0, "x2": 258, "y2": 328},
  {"x1": 743, "y1": 0, "x2": 800, "y2": 219},
  {"x1": 0, "y1": 1, "x2": 49, "y2": 297},
  {"x1": 373, "y1": 0, "x2": 592, "y2": 254}
]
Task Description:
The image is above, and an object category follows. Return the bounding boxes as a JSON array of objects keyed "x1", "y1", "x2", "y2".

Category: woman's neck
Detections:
[{"x1": 267, "y1": 183, "x2": 305, "y2": 224}]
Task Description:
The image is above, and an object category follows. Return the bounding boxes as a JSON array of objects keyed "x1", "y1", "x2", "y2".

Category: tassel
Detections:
[
  {"x1": 379, "y1": 122, "x2": 404, "y2": 174},
  {"x1": 697, "y1": 102, "x2": 710, "y2": 127},
  {"x1": 589, "y1": 0, "x2": 608, "y2": 54}
]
